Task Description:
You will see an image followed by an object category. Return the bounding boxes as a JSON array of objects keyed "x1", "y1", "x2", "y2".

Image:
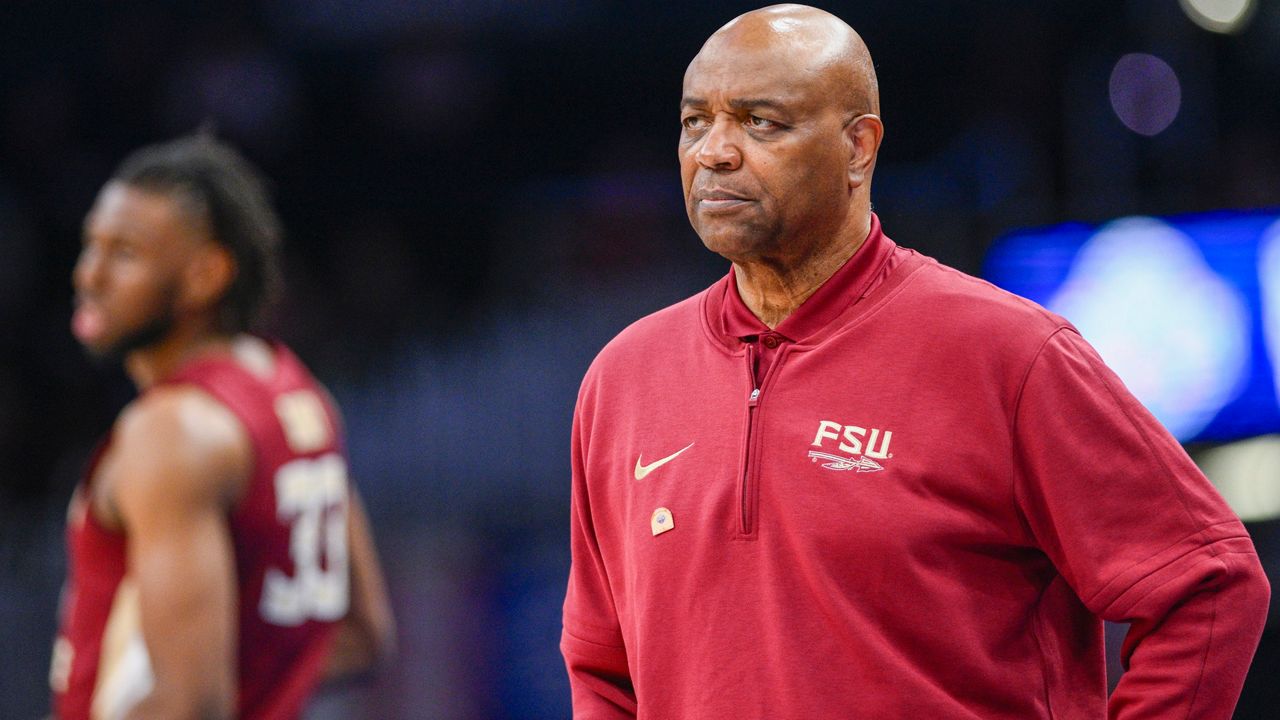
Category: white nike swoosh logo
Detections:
[{"x1": 634, "y1": 442, "x2": 695, "y2": 480}]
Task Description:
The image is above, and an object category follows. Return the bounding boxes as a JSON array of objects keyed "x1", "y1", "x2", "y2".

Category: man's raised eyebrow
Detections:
[
  {"x1": 679, "y1": 97, "x2": 790, "y2": 113},
  {"x1": 728, "y1": 98, "x2": 788, "y2": 113}
]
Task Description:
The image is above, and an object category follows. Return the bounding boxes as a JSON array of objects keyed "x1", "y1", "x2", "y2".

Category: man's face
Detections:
[
  {"x1": 72, "y1": 182, "x2": 199, "y2": 360},
  {"x1": 679, "y1": 36, "x2": 852, "y2": 263}
]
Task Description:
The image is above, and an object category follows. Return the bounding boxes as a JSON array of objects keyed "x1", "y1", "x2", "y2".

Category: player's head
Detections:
[
  {"x1": 72, "y1": 135, "x2": 282, "y2": 359},
  {"x1": 679, "y1": 4, "x2": 883, "y2": 263}
]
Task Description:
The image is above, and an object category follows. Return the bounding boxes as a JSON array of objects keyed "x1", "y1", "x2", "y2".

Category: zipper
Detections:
[{"x1": 741, "y1": 344, "x2": 761, "y2": 535}]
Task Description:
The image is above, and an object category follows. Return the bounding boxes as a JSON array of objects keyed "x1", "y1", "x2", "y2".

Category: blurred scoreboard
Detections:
[{"x1": 984, "y1": 210, "x2": 1280, "y2": 444}]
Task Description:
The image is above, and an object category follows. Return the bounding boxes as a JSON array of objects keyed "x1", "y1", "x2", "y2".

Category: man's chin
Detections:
[
  {"x1": 77, "y1": 316, "x2": 175, "y2": 366},
  {"x1": 698, "y1": 231, "x2": 773, "y2": 263},
  {"x1": 78, "y1": 338, "x2": 129, "y2": 366}
]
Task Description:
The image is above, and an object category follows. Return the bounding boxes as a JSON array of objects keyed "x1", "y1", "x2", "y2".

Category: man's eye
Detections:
[
  {"x1": 682, "y1": 116, "x2": 708, "y2": 130},
  {"x1": 746, "y1": 115, "x2": 777, "y2": 129},
  {"x1": 110, "y1": 244, "x2": 139, "y2": 260}
]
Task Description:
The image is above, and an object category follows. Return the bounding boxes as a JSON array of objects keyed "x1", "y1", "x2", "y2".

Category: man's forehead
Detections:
[
  {"x1": 88, "y1": 184, "x2": 169, "y2": 225},
  {"x1": 689, "y1": 29, "x2": 806, "y2": 72},
  {"x1": 85, "y1": 183, "x2": 198, "y2": 246},
  {"x1": 683, "y1": 48, "x2": 822, "y2": 107}
]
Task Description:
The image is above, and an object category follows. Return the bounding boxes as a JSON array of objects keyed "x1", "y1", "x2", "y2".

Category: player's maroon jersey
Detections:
[{"x1": 52, "y1": 342, "x2": 350, "y2": 720}]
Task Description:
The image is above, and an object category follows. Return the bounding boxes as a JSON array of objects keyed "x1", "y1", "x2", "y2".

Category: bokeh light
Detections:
[
  {"x1": 1179, "y1": 0, "x2": 1256, "y2": 34},
  {"x1": 1046, "y1": 216, "x2": 1250, "y2": 440},
  {"x1": 1109, "y1": 53, "x2": 1182, "y2": 136}
]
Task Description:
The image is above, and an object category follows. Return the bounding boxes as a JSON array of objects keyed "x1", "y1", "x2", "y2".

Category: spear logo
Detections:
[{"x1": 807, "y1": 450, "x2": 884, "y2": 473}]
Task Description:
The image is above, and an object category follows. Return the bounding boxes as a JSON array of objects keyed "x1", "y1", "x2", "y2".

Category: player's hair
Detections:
[{"x1": 111, "y1": 134, "x2": 283, "y2": 332}]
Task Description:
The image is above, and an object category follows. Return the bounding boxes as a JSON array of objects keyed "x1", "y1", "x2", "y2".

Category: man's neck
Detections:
[
  {"x1": 733, "y1": 216, "x2": 871, "y2": 330},
  {"x1": 125, "y1": 324, "x2": 235, "y2": 390}
]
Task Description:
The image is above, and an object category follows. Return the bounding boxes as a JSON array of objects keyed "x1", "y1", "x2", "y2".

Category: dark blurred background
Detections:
[{"x1": 1, "y1": 0, "x2": 1278, "y2": 717}]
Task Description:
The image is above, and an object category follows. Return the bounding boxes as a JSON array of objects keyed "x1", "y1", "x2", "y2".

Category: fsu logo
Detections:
[{"x1": 808, "y1": 420, "x2": 893, "y2": 473}]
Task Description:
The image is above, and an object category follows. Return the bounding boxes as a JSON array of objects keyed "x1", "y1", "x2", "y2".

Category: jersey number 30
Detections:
[{"x1": 260, "y1": 454, "x2": 350, "y2": 626}]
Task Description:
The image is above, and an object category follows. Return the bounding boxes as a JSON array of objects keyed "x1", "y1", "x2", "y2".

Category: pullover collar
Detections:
[{"x1": 714, "y1": 212, "x2": 899, "y2": 347}]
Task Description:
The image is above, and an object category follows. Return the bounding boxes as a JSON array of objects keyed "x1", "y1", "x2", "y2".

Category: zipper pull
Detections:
[{"x1": 748, "y1": 387, "x2": 760, "y2": 407}]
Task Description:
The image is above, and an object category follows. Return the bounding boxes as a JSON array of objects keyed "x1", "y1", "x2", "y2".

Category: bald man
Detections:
[{"x1": 561, "y1": 5, "x2": 1268, "y2": 718}]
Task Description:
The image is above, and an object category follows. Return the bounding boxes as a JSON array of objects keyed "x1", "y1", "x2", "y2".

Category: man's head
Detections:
[
  {"x1": 679, "y1": 4, "x2": 883, "y2": 265},
  {"x1": 72, "y1": 136, "x2": 282, "y2": 359}
]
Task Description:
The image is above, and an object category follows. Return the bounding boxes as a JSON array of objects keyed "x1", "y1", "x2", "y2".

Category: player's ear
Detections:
[
  {"x1": 845, "y1": 113, "x2": 883, "y2": 190},
  {"x1": 183, "y1": 242, "x2": 238, "y2": 313}
]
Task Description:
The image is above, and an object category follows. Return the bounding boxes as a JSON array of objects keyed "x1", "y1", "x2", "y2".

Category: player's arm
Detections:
[
  {"x1": 111, "y1": 388, "x2": 252, "y2": 720},
  {"x1": 323, "y1": 485, "x2": 396, "y2": 680},
  {"x1": 1013, "y1": 329, "x2": 1269, "y2": 719},
  {"x1": 561, "y1": 392, "x2": 637, "y2": 719}
]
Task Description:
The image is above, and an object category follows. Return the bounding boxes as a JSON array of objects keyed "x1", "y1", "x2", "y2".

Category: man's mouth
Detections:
[
  {"x1": 696, "y1": 188, "x2": 754, "y2": 212},
  {"x1": 698, "y1": 187, "x2": 751, "y2": 201}
]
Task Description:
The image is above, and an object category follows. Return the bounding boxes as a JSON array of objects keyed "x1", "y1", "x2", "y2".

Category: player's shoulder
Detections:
[
  {"x1": 112, "y1": 384, "x2": 253, "y2": 499},
  {"x1": 119, "y1": 384, "x2": 242, "y2": 445}
]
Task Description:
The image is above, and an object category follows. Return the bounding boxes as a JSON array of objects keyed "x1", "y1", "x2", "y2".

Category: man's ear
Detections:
[
  {"x1": 182, "y1": 242, "x2": 238, "y2": 313},
  {"x1": 845, "y1": 114, "x2": 884, "y2": 189}
]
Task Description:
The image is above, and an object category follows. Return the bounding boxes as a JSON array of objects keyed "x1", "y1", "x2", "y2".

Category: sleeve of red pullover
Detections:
[
  {"x1": 1012, "y1": 328, "x2": 1269, "y2": 720},
  {"x1": 562, "y1": 390, "x2": 638, "y2": 719}
]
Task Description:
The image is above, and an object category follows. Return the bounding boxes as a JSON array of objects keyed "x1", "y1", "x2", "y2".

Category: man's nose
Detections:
[
  {"x1": 73, "y1": 246, "x2": 102, "y2": 293},
  {"x1": 695, "y1": 118, "x2": 742, "y2": 171}
]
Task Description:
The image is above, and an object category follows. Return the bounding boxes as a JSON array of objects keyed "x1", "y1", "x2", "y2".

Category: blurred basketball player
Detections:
[{"x1": 50, "y1": 135, "x2": 394, "y2": 719}]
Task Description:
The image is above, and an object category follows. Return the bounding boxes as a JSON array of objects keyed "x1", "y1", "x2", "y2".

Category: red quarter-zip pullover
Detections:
[{"x1": 562, "y1": 217, "x2": 1269, "y2": 719}]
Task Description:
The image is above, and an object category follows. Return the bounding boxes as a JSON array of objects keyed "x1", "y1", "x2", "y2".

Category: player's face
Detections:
[
  {"x1": 72, "y1": 182, "x2": 199, "y2": 359},
  {"x1": 679, "y1": 38, "x2": 853, "y2": 263}
]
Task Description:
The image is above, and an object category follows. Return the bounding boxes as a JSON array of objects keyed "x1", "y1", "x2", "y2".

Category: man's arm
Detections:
[
  {"x1": 323, "y1": 486, "x2": 396, "y2": 681},
  {"x1": 109, "y1": 388, "x2": 253, "y2": 720},
  {"x1": 1013, "y1": 329, "x2": 1270, "y2": 719},
  {"x1": 562, "y1": 393, "x2": 637, "y2": 719}
]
